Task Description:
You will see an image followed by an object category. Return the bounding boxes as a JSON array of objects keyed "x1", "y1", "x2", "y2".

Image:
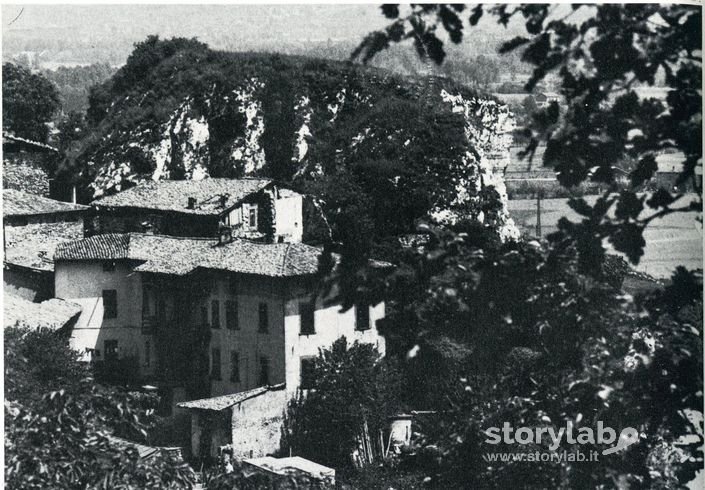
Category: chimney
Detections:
[
  {"x1": 218, "y1": 224, "x2": 233, "y2": 246},
  {"x1": 187, "y1": 197, "x2": 197, "y2": 209},
  {"x1": 220, "y1": 193, "x2": 230, "y2": 208}
]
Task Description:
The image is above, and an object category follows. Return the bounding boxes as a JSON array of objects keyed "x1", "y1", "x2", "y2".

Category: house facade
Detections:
[
  {"x1": 54, "y1": 233, "x2": 386, "y2": 400},
  {"x1": 87, "y1": 178, "x2": 305, "y2": 243}
]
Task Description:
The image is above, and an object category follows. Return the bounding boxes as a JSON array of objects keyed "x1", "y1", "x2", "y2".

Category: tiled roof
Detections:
[
  {"x1": 92, "y1": 178, "x2": 272, "y2": 215},
  {"x1": 54, "y1": 233, "x2": 131, "y2": 261},
  {"x1": 245, "y1": 456, "x2": 335, "y2": 480},
  {"x1": 3, "y1": 132, "x2": 59, "y2": 153},
  {"x1": 5, "y1": 221, "x2": 84, "y2": 271},
  {"x1": 54, "y1": 233, "x2": 322, "y2": 277},
  {"x1": 3, "y1": 163, "x2": 50, "y2": 196},
  {"x1": 177, "y1": 384, "x2": 285, "y2": 411},
  {"x1": 3, "y1": 189, "x2": 87, "y2": 217},
  {"x1": 4, "y1": 294, "x2": 82, "y2": 331}
]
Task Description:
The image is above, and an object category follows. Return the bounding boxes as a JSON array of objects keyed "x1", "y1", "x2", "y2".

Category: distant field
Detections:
[{"x1": 507, "y1": 195, "x2": 703, "y2": 278}]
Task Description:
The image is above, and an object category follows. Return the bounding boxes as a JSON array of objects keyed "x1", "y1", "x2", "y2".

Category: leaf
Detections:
[
  {"x1": 567, "y1": 198, "x2": 592, "y2": 217},
  {"x1": 381, "y1": 4, "x2": 399, "y2": 19},
  {"x1": 609, "y1": 222, "x2": 646, "y2": 264},
  {"x1": 615, "y1": 191, "x2": 643, "y2": 221},
  {"x1": 630, "y1": 154, "x2": 657, "y2": 187},
  {"x1": 468, "y1": 5, "x2": 484, "y2": 26},
  {"x1": 646, "y1": 188, "x2": 677, "y2": 209},
  {"x1": 499, "y1": 36, "x2": 530, "y2": 54}
]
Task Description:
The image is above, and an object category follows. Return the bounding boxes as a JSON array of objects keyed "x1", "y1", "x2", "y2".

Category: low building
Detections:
[
  {"x1": 2, "y1": 132, "x2": 59, "y2": 198},
  {"x1": 4, "y1": 190, "x2": 87, "y2": 301},
  {"x1": 535, "y1": 92, "x2": 561, "y2": 108},
  {"x1": 4, "y1": 293, "x2": 81, "y2": 333},
  {"x1": 178, "y1": 384, "x2": 287, "y2": 460},
  {"x1": 244, "y1": 456, "x2": 335, "y2": 488},
  {"x1": 88, "y1": 178, "x2": 305, "y2": 243},
  {"x1": 3, "y1": 189, "x2": 87, "y2": 227}
]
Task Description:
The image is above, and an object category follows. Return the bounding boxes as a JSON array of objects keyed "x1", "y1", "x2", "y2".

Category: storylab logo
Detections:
[{"x1": 484, "y1": 421, "x2": 640, "y2": 456}]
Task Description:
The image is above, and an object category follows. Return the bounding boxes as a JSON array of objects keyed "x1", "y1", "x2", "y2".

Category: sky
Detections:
[
  {"x1": 1, "y1": 4, "x2": 531, "y2": 69},
  {"x1": 1, "y1": 4, "x2": 393, "y2": 66}
]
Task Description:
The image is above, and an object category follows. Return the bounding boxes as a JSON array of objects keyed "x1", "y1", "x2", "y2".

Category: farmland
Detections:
[{"x1": 507, "y1": 195, "x2": 703, "y2": 278}]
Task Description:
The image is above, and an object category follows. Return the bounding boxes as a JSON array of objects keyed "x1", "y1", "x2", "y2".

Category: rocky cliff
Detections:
[{"x1": 76, "y1": 38, "x2": 518, "y2": 240}]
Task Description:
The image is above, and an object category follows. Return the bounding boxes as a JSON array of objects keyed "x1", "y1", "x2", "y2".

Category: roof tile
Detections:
[
  {"x1": 54, "y1": 233, "x2": 322, "y2": 277},
  {"x1": 3, "y1": 189, "x2": 87, "y2": 217},
  {"x1": 92, "y1": 178, "x2": 272, "y2": 215},
  {"x1": 177, "y1": 384, "x2": 285, "y2": 411}
]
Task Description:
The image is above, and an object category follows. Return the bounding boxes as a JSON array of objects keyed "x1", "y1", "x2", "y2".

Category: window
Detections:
[
  {"x1": 211, "y1": 348, "x2": 221, "y2": 380},
  {"x1": 230, "y1": 351, "x2": 240, "y2": 382},
  {"x1": 300, "y1": 357, "x2": 316, "y2": 390},
  {"x1": 258, "y1": 303, "x2": 268, "y2": 333},
  {"x1": 300, "y1": 299, "x2": 315, "y2": 335},
  {"x1": 157, "y1": 298, "x2": 166, "y2": 322},
  {"x1": 248, "y1": 205, "x2": 258, "y2": 228},
  {"x1": 145, "y1": 340, "x2": 151, "y2": 367},
  {"x1": 201, "y1": 306, "x2": 208, "y2": 327},
  {"x1": 355, "y1": 304, "x2": 370, "y2": 331},
  {"x1": 259, "y1": 356, "x2": 270, "y2": 385},
  {"x1": 104, "y1": 340, "x2": 118, "y2": 361},
  {"x1": 226, "y1": 300, "x2": 239, "y2": 330},
  {"x1": 102, "y1": 261, "x2": 116, "y2": 272},
  {"x1": 103, "y1": 290, "x2": 117, "y2": 319},
  {"x1": 211, "y1": 300, "x2": 220, "y2": 329},
  {"x1": 142, "y1": 287, "x2": 151, "y2": 315}
]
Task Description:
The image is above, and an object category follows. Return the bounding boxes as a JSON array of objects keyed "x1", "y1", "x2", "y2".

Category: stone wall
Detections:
[{"x1": 229, "y1": 386, "x2": 288, "y2": 459}]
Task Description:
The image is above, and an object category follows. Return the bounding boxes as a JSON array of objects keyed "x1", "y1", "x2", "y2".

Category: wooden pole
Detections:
[{"x1": 535, "y1": 192, "x2": 542, "y2": 237}]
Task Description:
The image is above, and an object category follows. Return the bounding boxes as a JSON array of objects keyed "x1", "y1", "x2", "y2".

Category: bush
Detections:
[{"x1": 282, "y1": 337, "x2": 404, "y2": 469}]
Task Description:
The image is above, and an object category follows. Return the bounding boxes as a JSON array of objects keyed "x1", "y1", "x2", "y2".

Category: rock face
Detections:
[{"x1": 79, "y1": 45, "x2": 517, "y2": 239}]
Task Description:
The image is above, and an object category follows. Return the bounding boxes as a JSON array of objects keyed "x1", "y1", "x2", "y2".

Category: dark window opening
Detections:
[
  {"x1": 211, "y1": 300, "x2": 220, "y2": 329},
  {"x1": 259, "y1": 356, "x2": 270, "y2": 385},
  {"x1": 300, "y1": 299, "x2": 315, "y2": 335},
  {"x1": 103, "y1": 290, "x2": 117, "y2": 319},
  {"x1": 157, "y1": 298, "x2": 166, "y2": 323},
  {"x1": 230, "y1": 351, "x2": 240, "y2": 382},
  {"x1": 258, "y1": 303, "x2": 268, "y2": 333},
  {"x1": 300, "y1": 357, "x2": 316, "y2": 390},
  {"x1": 249, "y1": 205, "x2": 258, "y2": 228},
  {"x1": 104, "y1": 340, "x2": 118, "y2": 361},
  {"x1": 211, "y1": 348, "x2": 221, "y2": 380},
  {"x1": 355, "y1": 304, "x2": 370, "y2": 331},
  {"x1": 142, "y1": 287, "x2": 151, "y2": 315},
  {"x1": 226, "y1": 300, "x2": 239, "y2": 330},
  {"x1": 145, "y1": 340, "x2": 151, "y2": 367}
]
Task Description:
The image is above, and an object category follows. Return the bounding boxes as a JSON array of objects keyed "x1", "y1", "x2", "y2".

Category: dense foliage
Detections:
[
  {"x1": 4, "y1": 327, "x2": 195, "y2": 489},
  {"x1": 356, "y1": 3, "x2": 702, "y2": 269},
  {"x1": 374, "y1": 224, "x2": 703, "y2": 488},
  {"x1": 42, "y1": 63, "x2": 116, "y2": 114},
  {"x1": 2, "y1": 63, "x2": 60, "y2": 143},
  {"x1": 283, "y1": 337, "x2": 403, "y2": 469},
  {"x1": 62, "y1": 36, "x2": 511, "y2": 260}
]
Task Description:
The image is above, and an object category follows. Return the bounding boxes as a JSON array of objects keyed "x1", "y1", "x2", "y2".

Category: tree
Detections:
[
  {"x1": 354, "y1": 4, "x2": 702, "y2": 270},
  {"x1": 2, "y1": 63, "x2": 60, "y2": 143},
  {"x1": 375, "y1": 224, "x2": 702, "y2": 488},
  {"x1": 4, "y1": 327, "x2": 195, "y2": 489},
  {"x1": 282, "y1": 337, "x2": 403, "y2": 469}
]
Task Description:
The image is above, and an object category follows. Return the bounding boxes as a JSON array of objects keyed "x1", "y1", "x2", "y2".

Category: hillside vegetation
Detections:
[{"x1": 64, "y1": 36, "x2": 518, "y2": 250}]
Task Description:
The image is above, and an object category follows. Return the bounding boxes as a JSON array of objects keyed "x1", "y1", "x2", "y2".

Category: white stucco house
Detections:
[{"x1": 53, "y1": 230, "x2": 386, "y2": 458}]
